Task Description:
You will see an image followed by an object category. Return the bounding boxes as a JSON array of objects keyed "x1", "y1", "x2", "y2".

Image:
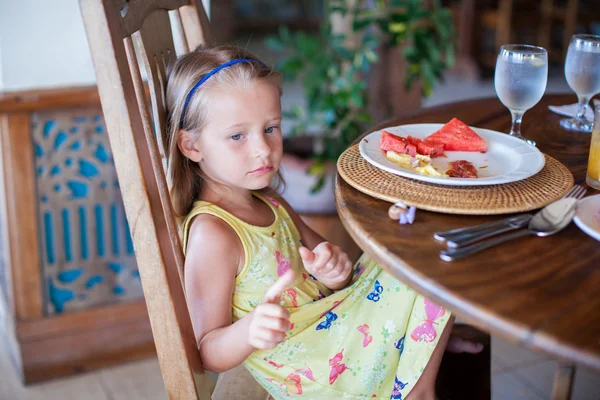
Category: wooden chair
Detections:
[{"x1": 78, "y1": 1, "x2": 215, "y2": 398}]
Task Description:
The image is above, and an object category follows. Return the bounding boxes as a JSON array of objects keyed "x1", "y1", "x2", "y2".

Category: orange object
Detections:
[{"x1": 587, "y1": 126, "x2": 600, "y2": 188}]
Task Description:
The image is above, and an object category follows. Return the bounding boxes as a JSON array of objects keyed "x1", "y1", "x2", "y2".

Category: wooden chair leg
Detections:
[{"x1": 551, "y1": 362, "x2": 575, "y2": 400}]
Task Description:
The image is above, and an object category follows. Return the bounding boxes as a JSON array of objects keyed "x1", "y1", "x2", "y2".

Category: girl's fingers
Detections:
[
  {"x1": 321, "y1": 253, "x2": 339, "y2": 274},
  {"x1": 344, "y1": 260, "x2": 353, "y2": 274},
  {"x1": 298, "y1": 246, "x2": 315, "y2": 266},
  {"x1": 312, "y1": 243, "x2": 333, "y2": 270},
  {"x1": 259, "y1": 317, "x2": 291, "y2": 332},
  {"x1": 250, "y1": 337, "x2": 281, "y2": 350},
  {"x1": 256, "y1": 303, "x2": 291, "y2": 320},
  {"x1": 262, "y1": 269, "x2": 295, "y2": 304},
  {"x1": 321, "y1": 254, "x2": 350, "y2": 278},
  {"x1": 253, "y1": 327, "x2": 287, "y2": 344}
]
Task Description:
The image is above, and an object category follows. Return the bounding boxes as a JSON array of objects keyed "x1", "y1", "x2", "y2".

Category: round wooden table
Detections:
[{"x1": 335, "y1": 95, "x2": 600, "y2": 377}]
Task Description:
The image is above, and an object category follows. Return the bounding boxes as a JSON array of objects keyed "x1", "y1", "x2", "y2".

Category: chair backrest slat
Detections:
[
  {"x1": 79, "y1": 0, "x2": 214, "y2": 398},
  {"x1": 179, "y1": 1, "x2": 213, "y2": 49},
  {"x1": 134, "y1": 9, "x2": 174, "y2": 156},
  {"x1": 170, "y1": 9, "x2": 191, "y2": 55},
  {"x1": 125, "y1": 32, "x2": 186, "y2": 286},
  {"x1": 116, "y1": 0, "x2": 189, "y2": 36}
]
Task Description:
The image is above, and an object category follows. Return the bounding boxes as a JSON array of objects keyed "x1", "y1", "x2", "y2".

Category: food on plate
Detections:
[
  {"x1": 423, "y1": 118, "x2": 488, "y2": 153},
  {"x1": 385, "y1": 151, "x2": 447, "y2": 177},
  {"x1": 446, "y1": 160, "x2": 478, "y2": 178},
  {"x1": 406, "y1": 136, "x2": 445, "y2": 157},
  {"x1": 380, "y1": 130, "x2": 417, "y2": 157},
  {"x1": 378, "y1": 119, "x2": 488, "y2": 179},
  {"x1": 380, "y1": 130, "x2": 446, "y2": 158}
]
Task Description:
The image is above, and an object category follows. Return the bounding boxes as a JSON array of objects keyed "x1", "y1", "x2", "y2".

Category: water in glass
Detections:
[
  {"x1": 494, "y1": 45, "x2": 548, "y2": 146},
  {"x1": 561, "y1": 34, "x2": 600, "y2": 133}
]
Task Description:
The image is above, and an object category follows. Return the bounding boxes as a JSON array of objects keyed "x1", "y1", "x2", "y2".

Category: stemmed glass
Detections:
[
  {"x1": 494, "y1": 45, "x2": 548, "y2": 146},
  {"x1": 560, "y1": 34, "x2": 600, "y2": 133}
]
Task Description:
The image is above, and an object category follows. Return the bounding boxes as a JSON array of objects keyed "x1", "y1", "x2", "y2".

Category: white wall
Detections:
[
  {"x1": 0, "y1": 41, "x2": 4, "y2": 89},
  {"x1": 0, "y1": 0, "x2": 210, "y2": 92}
]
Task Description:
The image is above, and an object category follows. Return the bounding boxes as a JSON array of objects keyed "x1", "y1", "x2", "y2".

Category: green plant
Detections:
[{"x1": 266, "y1": 0, "x2": 455, "y2": 192}]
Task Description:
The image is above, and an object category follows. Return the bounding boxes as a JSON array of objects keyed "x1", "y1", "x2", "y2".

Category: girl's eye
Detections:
[
  {"x1": 265, "y1": 125, "x2": 279, "y2": 134},
  {"x1": 230, "y1": 133, "x2": 243, "y2": 141}
]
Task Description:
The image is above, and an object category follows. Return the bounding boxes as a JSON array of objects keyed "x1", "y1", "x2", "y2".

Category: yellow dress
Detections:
[{"x1": 182, "y1": 192, "x2": 450, "y2": 399}]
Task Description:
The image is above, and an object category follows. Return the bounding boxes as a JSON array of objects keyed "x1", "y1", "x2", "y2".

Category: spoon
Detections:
[{"x1": 440, "y1": 197, "x2": 578, "y2": 262}]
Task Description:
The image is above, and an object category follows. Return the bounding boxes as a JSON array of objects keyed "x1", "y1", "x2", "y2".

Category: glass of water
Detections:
[
  {"x1": 560, "y1": 34, "x2": 600, "y2": 133},
  {"x1": 494, "y1": 45, "x2": 548, "y2": 146}
]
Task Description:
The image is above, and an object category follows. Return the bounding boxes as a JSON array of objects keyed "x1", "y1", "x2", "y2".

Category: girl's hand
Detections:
[
  {"x1": 248, "y1": 270, "x2": 294, "y2": 350},
  {"x1": 299, "y1": 242, "x2": 353, "y2": 290}
]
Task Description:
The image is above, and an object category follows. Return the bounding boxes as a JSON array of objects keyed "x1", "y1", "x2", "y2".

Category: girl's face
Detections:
[{"x1": 192, "y1": 80, "x2": 283, "y2": 192}]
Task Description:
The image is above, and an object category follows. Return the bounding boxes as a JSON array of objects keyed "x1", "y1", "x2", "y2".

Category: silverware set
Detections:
[{"x1": 435, "y1": 185, "x2": 588, "y2": 261}]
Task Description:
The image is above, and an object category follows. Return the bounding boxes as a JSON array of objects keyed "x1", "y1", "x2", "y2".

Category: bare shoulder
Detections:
[
  {"x1": 187, "y1": 212, "x2": 238, "y2": 242},
  {"x1": 185, "y1": 213, "x2": 242, "y2": 279}
]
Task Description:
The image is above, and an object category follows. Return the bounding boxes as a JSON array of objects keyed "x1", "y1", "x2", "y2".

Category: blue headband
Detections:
[{"x1": 179, "y1": 58, "x2": 267, "y2": 128}]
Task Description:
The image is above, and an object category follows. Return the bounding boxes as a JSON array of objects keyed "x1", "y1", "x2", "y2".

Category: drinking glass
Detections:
[
  {"x1": 494, "y1": 45, "x2": 548, "y2": 146},
  {"x1": 561, "y1": 34, "x2": 600, "y2": 133},
  {"x1": 587, "y1": 104, "x2": 600, "y2": 190}
]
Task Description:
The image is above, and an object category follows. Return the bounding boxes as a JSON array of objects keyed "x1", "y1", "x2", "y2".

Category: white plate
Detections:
[
  {"x1": 359, "y1": 123, "x2": 546, "y2": 186},
  {"x1": 574, "y1": 194, "x2": 600, "y2": 241}
]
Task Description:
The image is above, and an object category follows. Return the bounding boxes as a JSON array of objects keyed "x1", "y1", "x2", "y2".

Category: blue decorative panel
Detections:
[{"x1": 32, "y1": 109, "x2": 142, "y2": 315}]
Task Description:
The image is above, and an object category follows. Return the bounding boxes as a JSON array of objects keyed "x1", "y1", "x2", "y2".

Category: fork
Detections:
[
  {"x1": 435, "y1": 184, "x2": 587, "y2": 241},
  {"x1": 439, "y1": 184, "x2": 588, "y2": 248}
]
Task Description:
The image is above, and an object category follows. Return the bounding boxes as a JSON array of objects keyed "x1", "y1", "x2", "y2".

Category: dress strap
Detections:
[{"x1": 181, "y1": 202, "x2": 253, "y2": 259}]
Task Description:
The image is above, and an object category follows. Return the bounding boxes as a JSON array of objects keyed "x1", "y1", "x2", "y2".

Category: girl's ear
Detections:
[{"x1": 177, "y1": 130, "x2": 202, "y2": 162}]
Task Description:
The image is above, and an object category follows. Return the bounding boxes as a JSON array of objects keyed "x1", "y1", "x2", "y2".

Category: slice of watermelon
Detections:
[
  {"x1": 406, "y1": 136, "x2": 445, "y2": 157},
  {"x1": 423, "y1": 118, "x2": 488, "y2": 152},
  {"x1": 380, "y1": 130, "x2": 417, "y2": 157}
]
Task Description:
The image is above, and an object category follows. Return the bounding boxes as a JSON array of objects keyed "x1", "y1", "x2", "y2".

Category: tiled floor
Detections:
[
  {"x1": 490, "y1": 337, "x2": 600, "y2": 400},
  {"x1": 0, "y1": 338, "x2": 167, "y2": 400},
  {"x1": 2, "y1": 333, "x2": 598, "y2": 399}
]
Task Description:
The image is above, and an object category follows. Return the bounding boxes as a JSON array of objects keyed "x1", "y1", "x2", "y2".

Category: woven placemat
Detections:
[{"x1": 337, "y1": 145, "x2": 574, "y2": 215}]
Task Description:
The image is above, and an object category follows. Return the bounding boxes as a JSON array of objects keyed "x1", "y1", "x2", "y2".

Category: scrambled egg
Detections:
[{"x1": 385, "y1": 151, "x2": 447, "y2": 177}]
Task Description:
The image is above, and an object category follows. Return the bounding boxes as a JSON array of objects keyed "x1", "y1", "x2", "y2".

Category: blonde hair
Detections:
[{"x1": 165, "y1": 44, "x2": 283, "y2": 217}]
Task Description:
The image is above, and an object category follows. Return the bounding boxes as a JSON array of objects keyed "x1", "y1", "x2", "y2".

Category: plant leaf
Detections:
[{"x1": 264, "y1": 36, "x2": 285, "y2": 52}]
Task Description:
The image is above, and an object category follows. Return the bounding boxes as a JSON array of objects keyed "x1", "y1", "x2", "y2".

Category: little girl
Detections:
[{"x1": 166, "y1": 44, "x2": 477, "y2": 399}]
